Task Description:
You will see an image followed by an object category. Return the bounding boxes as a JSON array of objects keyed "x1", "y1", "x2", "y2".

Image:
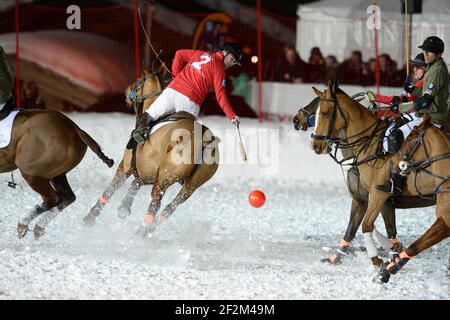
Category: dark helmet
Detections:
[
  {"x1": 409, "y1": 53, "x2": 427, "y2": 67},
  {"x1": 418, "y1": 36, "x2": 444, "y2": 54},
  {"x1": 220, "y1": 42, "x2": 242, "y2": 66}
]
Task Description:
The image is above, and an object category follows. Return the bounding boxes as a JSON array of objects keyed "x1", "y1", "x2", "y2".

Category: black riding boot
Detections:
[
  {"x1": 375, "y1": 169, "x2": 405, "y2": 195},
  {"x1": 126, "y1": 113, "x2": 154, "y2": 149}
]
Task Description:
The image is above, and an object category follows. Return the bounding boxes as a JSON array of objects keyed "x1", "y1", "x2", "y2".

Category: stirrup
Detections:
[
  {"x1": 132, "y1": 127, "x2": 150, "y2": 144},
  {"x1": 375, "y1": 179, "x2": 401, "y2": 195}
]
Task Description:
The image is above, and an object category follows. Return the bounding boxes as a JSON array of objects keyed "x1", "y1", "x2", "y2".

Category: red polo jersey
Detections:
[{"x1": 168, "y1": 50, "x2": 236, "y2": 120}]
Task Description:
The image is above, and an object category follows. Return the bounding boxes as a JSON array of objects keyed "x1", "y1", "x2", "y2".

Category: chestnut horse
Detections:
[
  {"x1": 82, "y1": 69, "x2": 220, "y2": 238},
  {"x1": 311, "y1": 81, "x2": 450, "y2": 283},
  {"x1": 0, "y1": 109, "x2": 113, "y2": 238},
  {"x1": 293, "y1": 96, "x2": 436, "y2": 263}
]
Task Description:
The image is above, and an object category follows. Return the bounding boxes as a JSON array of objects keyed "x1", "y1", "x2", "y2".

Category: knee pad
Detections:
[{"x1": 387, "y1": 127, "x2": 404, "y2": 154}]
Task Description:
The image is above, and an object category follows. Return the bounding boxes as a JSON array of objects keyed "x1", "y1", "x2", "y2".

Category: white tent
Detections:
[{"x1": 296, "y1": 0, "x2": 450, "y2": 67}]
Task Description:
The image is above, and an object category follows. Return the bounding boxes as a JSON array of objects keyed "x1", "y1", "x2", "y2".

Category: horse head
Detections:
[
  {"x1": 124, "y1": 64, "x2": 168, "y2": 115},
  {"x1": 293, "y1": 96, "x2": 320, "y2": 131},
  {"x1": 310, "y1": 80, "x2": 347, "y2": 155}
]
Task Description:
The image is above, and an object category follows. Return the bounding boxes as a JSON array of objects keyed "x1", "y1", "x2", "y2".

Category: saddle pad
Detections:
[
  {"x1": 150, "y1": 120, "x2": 177, "y2": 136},
  {"x1": 0, "y1": 110, "x2": 19, "y2": 148}
]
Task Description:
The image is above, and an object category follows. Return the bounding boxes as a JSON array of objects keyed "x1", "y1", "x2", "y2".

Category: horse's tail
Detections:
[{"x1": 74, "y1": 126, "x2": 114, "y2": 168}]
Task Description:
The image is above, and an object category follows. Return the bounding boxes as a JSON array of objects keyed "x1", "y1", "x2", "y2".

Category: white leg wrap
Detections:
[
  {"x1": 19, "y1": 210, "x2": 41, "y2": 225},
  {"x1": 372, "y1": 228, "x2": 392, "y2": 250},
  {"x1": 363, "y1": 232, "x2": 379, "y2": 258},
  {"x1": 35, "y1": 207, "x2": 61, "y2": 229}
]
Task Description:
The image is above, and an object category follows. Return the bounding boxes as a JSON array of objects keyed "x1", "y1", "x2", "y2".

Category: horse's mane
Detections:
[{"x1": 334, "y1": 87, "x2": 380, "y2": 121}]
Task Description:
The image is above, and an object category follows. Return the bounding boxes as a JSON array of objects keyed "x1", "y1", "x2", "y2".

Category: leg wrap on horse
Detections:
[{"x1": 386, "y1": 251, "x2": 411, "y2": 274}]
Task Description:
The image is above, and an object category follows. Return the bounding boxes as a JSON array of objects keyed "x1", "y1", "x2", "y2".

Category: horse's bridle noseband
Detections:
[{"x1": 310, "y1": 91, "x2": 341, "y2": 143}]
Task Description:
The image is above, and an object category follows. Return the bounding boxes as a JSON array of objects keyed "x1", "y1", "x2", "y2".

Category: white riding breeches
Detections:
[
  {"x1": 145, "y1": 88, "x2": 200, "y2": 120},
  {"x1": 383, "y1": 113, "x2": 423, "y2": 152}
]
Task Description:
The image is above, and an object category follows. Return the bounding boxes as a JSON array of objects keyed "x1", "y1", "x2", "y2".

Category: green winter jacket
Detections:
[{"x1": 399, "y1": 58, "x2": 449, "y2": 126}]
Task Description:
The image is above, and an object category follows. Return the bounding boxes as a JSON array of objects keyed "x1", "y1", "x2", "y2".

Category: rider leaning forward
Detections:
[
  {"x1": 126, "y1": 43, "x2": 242, "y2": 149},
  {"x1": 375, "y1": 36, "x2": 449, "y2": 194}
]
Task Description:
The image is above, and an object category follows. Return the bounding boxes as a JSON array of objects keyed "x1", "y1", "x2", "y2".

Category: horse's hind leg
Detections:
[
  {"x1": 136, "y1": 168, "x2": 186, "y2": 238},
  {"x1": 51, "y1": 173, "x2": 76, "y2": 210},
  {"x1": 18, "y1": 173, "x2": 62, "y2": 239},
  {"x1": 83, "y1": 160, "x2": 130, "y2": 225},
  {"x1": 159, "y1": 162, "x2": 219, "y2": 223},
  {"x1": 117, "y1": 178, "x2": 142, "y2": 219},
  {"x1": 379, "y1": 193, "x2": 450, "y2": 283}
]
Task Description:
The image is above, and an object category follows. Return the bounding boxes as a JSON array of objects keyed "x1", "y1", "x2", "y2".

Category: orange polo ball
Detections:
[{"x1": 248, "y1": 190, "x2": 266, "y2": 208}]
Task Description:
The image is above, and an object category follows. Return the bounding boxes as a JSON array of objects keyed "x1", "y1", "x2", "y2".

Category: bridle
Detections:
[
  {"x1": 309, "y1": 88, "x2": 386, "y2": 168},
  {"x1": 127, "y1": 72, "x2": 163, "y2": 104},
  {"x1": 310, "y1": 90, "x2": 346, "y2": 143}
]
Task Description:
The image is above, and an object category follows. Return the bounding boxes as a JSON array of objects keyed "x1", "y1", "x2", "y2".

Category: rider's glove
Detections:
[
  {"x1": 403, "y1": 75, "x2": 414, "y2": 94},
  {"x1": 390, "y1": 96, "x2": 401, "y2": 113},
  {"x1": 366, "y1": 91, "x2": 376, "y2": 103}
]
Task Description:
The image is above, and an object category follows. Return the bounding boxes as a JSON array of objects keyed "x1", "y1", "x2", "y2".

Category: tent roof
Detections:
[
  {"x1": 0, "y1": 30, "x2": 134, "y2": 95},
  {"x1": 297, "y1": 0, "x2": 450, "y2": 24}
]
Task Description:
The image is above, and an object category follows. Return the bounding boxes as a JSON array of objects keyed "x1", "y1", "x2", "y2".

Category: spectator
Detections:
[
  {"x1": 22, "y1": 82, "x2": 45, "y2": 109},
  {"x1": 325, "y1": 55, "x2": 339, "y2": 82},
  {"x1": 305, "y1": 47, "x2": 326, "y2": 83},
  {"x1": 337, "y1": 50, "x2": 365, "y2": 84},
  {"x1": 362, "y1": 57, "x2": 377, "y2": 85},
  {"x1": 378, "y1": 53, "x2": 399, "y2": 86},
  {"x1": 274, "y1": 45, "x2": 307, "y2": 83}
]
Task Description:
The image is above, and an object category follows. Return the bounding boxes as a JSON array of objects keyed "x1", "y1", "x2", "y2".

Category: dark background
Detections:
[{"x1": 32, "y1": 0, "x2": 317, "y2": 16}]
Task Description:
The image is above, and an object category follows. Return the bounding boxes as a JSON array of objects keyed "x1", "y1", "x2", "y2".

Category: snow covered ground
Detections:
[{"x1": 0, "y1": 113, "x2": 448, "y2": 300}]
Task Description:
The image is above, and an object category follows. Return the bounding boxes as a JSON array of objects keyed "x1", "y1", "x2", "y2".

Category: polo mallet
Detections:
[{"x1": 235, "y1": 124, "x2": 247, "y2": 161}]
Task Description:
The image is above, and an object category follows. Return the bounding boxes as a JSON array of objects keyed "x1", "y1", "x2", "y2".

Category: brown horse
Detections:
[
  {"x1": 293, "y1": 96, "x2": 436, "y2": 263},
  {"x1": 0, "y1": 109, "x2": 113, "y2": 238},
  {"x1": 311, "y1": 81, "x2": 450, "y2": 282},
  {"x1": 82, "y1": 70, "x2": 220, "y2": 237}
]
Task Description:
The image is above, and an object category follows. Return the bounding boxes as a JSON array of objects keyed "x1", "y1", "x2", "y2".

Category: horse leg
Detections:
[
  {"x1": 361, "y1": 189, "x2": 391, "y2": 267},
  {"x1": 379, "y1": 203, "x2": 402, "y2": 250},
  {"x1": 371, "y1": 204, "x2": 399, "y2": 253},
  {"x1": 117, "y1": 178, "x2": 142, "y2": 219},
  {"x1": 158, "y1": 162, "x2": 219, "y2": 223},
  {"x1": 83, "y1": 160, "x2": 130, "y2": 226},
  {"x1": 323, "y1": 198, "x2": 367, "y2": 264},
  {"x1": 18, "y1": 173, "x2": 62, "y2": 239},
  {"x1": 51, "y1": 173, "x2": 76, "y2": 210},
  {"x1": 33, "y1": 174, "x2": 76, "y2": 238},
  {"x1": 380, "y1": 193, "x2": 450, "y2": 283},
  {"x1": 135, "y1": 168, "x2": 178, "y2": 238}
]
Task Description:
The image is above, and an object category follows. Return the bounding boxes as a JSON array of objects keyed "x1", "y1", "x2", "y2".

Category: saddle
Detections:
[{"x1": 153, "y1": 111, "x2": 196, "y2": 126}]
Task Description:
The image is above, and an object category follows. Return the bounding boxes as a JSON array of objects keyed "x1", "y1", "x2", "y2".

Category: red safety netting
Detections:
[{"x1": 1, "y1": 2, "x2": 397, "y2": 119}]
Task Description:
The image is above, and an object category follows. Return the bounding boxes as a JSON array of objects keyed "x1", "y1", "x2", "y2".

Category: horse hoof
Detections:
[
  {"x1": 134, "y1": 225, "x2": 155, "y2": 239},
  {"x1": 82, "y1": 214, "x2": 96, "y2": 227},
  {"x1": 33, "y1": 225, "x2": 45, "y2": 239},
  {"x1": 371, "y1": 256, "x2": 384, "y2": 267},
  {"x1": 17, "y1": 223, "x2": 28, "y2": 239},
  {"x1": 321, "y1": 253, "x2": 342, "y2": 264},
  {"x1": 374, "y1": 264, "x2": 391, "y2": 284},
  {"x1": 117, "y1": 206, "x2": 131, "y2": 219}
]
